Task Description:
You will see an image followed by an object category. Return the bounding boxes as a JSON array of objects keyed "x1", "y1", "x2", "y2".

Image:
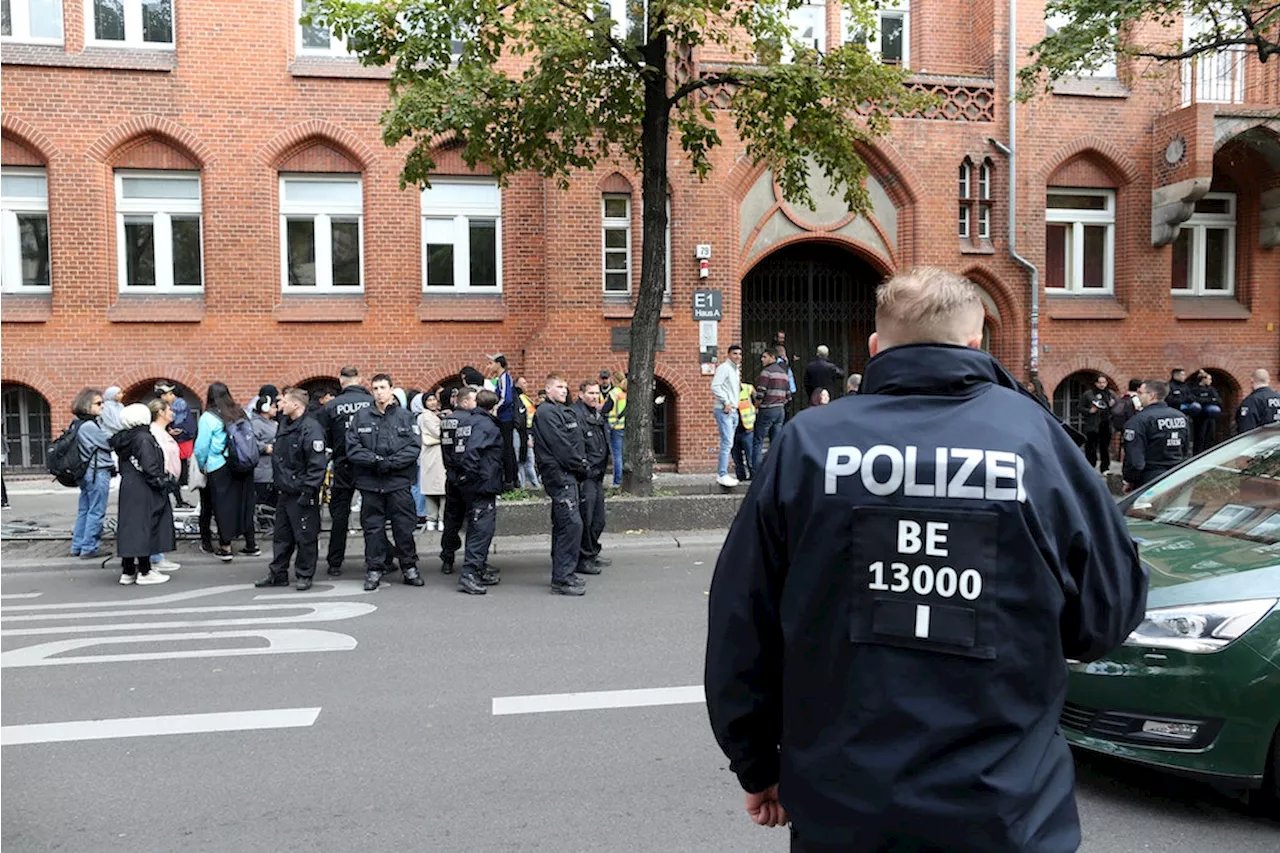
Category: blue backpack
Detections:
[{"x1": 224, "y1": 418, "x2": 260, "y2": 474}]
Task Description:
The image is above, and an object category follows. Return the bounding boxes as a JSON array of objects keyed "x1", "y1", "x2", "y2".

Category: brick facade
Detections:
[{"x1": 2, "y1": 0, "x2": 1277, "y2": 472}]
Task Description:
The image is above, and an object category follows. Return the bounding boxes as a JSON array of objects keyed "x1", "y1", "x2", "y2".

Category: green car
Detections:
[{"x1": 1062, "y1": 423, "x2": 1280, "y2": 805}]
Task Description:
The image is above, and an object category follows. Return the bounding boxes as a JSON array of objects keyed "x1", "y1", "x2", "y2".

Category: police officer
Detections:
[
  {"x1": 255, "y1": 388, "x2": 327, "y2": 591},
  {"x1": 533, "y1": 372, "x2": 589, "y2": 596},
  {"x1": 346, "y1": 373, "x2": 424, "y2": 591},
  {"x1": 316, "y1": 366, "x2": 373, "y2": 575},
  {"x1": 1123, "y1": 378, "x2": 1192, "y2": 488},
  {"x1": 439, "y1": 385, "x2": 477, "y2": 575},
  {"x1": 573, "y1": 378, "x2": 611, "y2": 576},
  {"x1": 455, "y1": 389, "x2": 504, "y2": 595},
  {"x1": 705, "y1": 267, "x2": 1146, "y2": 853},
  {"x1": 1236, "y1": 368, "x2": 1280, "y2": 433}
]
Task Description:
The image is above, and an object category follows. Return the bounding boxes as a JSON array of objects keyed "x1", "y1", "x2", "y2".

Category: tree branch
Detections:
[
  {"x1": 1134, "y1": 35, "x2": 1272, "y2": 62},
  {"x1": 668, "y1": 71, "x2": 747, "y2": 107},
  {"x1": 549, "y1": 0, "x2": 645, "y2": 74}
]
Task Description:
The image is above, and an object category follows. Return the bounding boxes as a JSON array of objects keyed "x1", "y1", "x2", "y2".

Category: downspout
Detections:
[{"x1": 988, "y1": 0, "x2": 1040, "y2": 379}]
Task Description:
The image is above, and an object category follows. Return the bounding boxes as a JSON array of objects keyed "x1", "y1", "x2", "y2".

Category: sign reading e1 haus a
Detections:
[{"x1": 692, "y1": 289, "x2": 722, "y2": 321}]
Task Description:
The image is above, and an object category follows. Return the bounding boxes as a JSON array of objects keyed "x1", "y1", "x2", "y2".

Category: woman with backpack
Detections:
[
  {"x1": 194, "y1": 382, "x2": 256, "y2": 562},
  {"x1": 109, "y1": 403, "x2": 175, "y2": 585},
  {"x1": 67, "y1": 388, "x2": 115, "y2": 559}
]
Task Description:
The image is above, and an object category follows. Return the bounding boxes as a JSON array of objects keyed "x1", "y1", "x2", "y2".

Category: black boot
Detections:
[
  {"x1": 478, "y1": 565, "x2": 501, "y2": 586},
  {"x1": 363, "y1": 570, "x2": 382, "y2": 591},
  {"x1": 254, "y1": 574, "x2": 290, "y2": 588},
  {"x1": 457, "y1": 571, "x2": 487, "y2": 595},
  {"x1": 402, "y1": 566, "x2": 425, "y2": 586},
  {"x1": 576, "y1": 560, "x2": 602, "y2": 575},
  {"x1": 440, "y1": 558, "x2": 455, "y2": 575},
  {"x1": 296, "y1": 577, "x2": 313, "y2": 591}
]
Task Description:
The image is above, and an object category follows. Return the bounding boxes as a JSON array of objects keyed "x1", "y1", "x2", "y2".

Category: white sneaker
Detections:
[
  {"x1": 717, "y1": 475, "x2": 740, "y2": 487},
  {"x1": 135, "y1": 570, "x2": 170, "y2": 585},
  {"x1": 118, "y1": 573, "x2": 135, "y2": 585},
  {"x1": 427, "y1": 519, "x2": 438, "y2": 531},
  {"x1": 152, "y1": 559, "x2": 181, "y2": 571}
]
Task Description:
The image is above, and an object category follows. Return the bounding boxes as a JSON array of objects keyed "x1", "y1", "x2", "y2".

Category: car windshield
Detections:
[{"x1": 1126, "y1": 429, "x2": 1280, "y2": 545}]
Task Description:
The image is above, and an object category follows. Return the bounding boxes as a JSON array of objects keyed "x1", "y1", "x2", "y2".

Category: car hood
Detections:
[{"x1": 1127, "y1": 518, "x2": 1280, "y2": 609}]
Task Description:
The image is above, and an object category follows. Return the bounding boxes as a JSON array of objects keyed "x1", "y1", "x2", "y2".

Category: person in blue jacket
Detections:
[{"x1": 705, "y1": 267, "x2": 1147, "y2": 853}]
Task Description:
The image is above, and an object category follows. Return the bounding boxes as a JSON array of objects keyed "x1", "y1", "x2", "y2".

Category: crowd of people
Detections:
[{"x1": 60, "y1": 358, "x2": 627, "y2": 596}]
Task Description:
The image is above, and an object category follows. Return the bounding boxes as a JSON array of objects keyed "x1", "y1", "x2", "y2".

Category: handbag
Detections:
[{"x1": 178, "y1": 439, "x2": 195, "y2": 461}]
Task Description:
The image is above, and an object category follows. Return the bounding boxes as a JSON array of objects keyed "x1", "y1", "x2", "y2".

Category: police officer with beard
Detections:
[
  {"x1": 573, "y1": 378, "x2": 611, "y2": 576},
  {"x1": 705, "y1": 268, "x2": 1146, "y2": 853},
  {"x1": 346, "y1": 373, "x2": 424, "y2": 591},
  {"x1": 439, "y1": 385, "x2": 477, "y2": 575},
  {"x1": 533, "y1": 372, "x2": 590, "y2": 596},
  {"x1": 1123, "y1": 378, "x2": 1191, "y2": 488},
  {"x1": 255, "y1": 388, "x2": 327, "y2": 591},
  {"x1": 455, "y1": 389, "x2": 504, "y2": 595},
  {"x1": 316, "y1": 366, "x2": 373, "y2": 576}
]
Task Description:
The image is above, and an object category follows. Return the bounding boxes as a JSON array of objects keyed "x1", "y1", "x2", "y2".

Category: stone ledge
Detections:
[
  {"x1": 274, "y1": 295, "x2": 368, "y2": 322},
  {"x1": 0, "y1": 292, "x2": 53, "y2": 322},
  {"x1": 602, "y1": 299, "x2": 674, "y2": 320},
  {"x1": 1051, "y1": 76, "x2": 1129, "y2": 99},
  {"x1": 0, "y1": 43, "x2": 176, "y2": 72},
  {"x1": 288, "y1": 57, "x2": 392, "y2": 79},
  {"x1": 107, "y1": 295, "x2": 205, "y2": 323},
  {"x1": 1172, "y1": 296, "x2": 1250, "y2": 320},
  {"x1": 418, "y1": 294, "x2": 506, "y2": 322},
  {"x1": 1045, "y1": 295, "x2": 1128, "y2": 320}
]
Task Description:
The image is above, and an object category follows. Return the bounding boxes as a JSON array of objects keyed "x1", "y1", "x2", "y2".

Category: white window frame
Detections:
[
  {"x1": 1045, "y1": 10, "x2": 1115, "y2": 77},
  {"x1": 279, "y1": 174, "x2": 364, "y2": 293},
  {"x1": 977, "y1": 204, "x2": 991, "y2": 240},
  {"x1": 959, "y1": 161, "x2": 971, "y2": 199},
  {"x1": 114, "y1": 170, "x2": 202, "y2": 292},
  {"x1": 842, "y1": 1, "x2": 910, "y2": 67},
  {"x1": 602, "y1": 193, "x2": 632, "y2": 294},
  {"x1": 420, "y1": 176, "x2": 503, "y2": 292},
  {"x1": 958, "y1": 204, "x2": 970, "y2": 239},
  {"x1": 83, "y1": 0, "x2": 174, "y2": 49},
  {"x1": 1045, "y1": 187, "x2": 1115, "y2": 294},
  {"x1": 1181, "y1": 12, "x2": 1245, "y2": 105},
  {"x1": 1171, "y1": 192, "x2": 1236, "y2": 296},
  {"x1": 978, "y1": 161, "x2": 992, "y2": 200},
  {"x1": 2, "y1": 0, "x2": 64, "y2": 44},
  {"x1": 1, "y1": 166, "x2": 52, "y2": 292},
  {"x1": 781, "y1": 0, "x2": 825, "y2": 63},
  {"x1": 295, "y1": 0, "x2": 350, "y2": 56}
]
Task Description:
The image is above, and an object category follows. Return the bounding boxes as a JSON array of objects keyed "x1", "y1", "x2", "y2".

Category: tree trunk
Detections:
[{"x1": 621, "y1": 27, "x2": 670, "y2": 497}]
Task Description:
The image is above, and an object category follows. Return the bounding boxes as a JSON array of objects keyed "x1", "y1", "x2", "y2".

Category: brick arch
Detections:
[
  {"x1": 961, "y1": 262, "x2": 1024, "y2": 371},
  {"x1": 1042, "y1": 357, "x2": 1124, "y2": 403},
  {"x1": 1214, "y1": 120, "x2": 1280, "y2": 153},
  {"x1": 258, "y1": 121, "x2": 376, "y2": 171},
  {"x1": 739, "y1": 232, "x2": 895, "y2": 279},
  {"x1": 724, "y1": 136, "x2": 922, "y2": 209},
  {"x1": 87, "y1": 115, "x2": 213, "y2": 168},
  {"x1": 650, "y1": 364, "x2": 694, "y2": 404},
  {"x1": 1040, "y1": 136, "x2": 1140, "y2": 187},
  {"x1": 1, "y1": 367, "x2": 64, "y2": 415},
  {"x1": 112, "y1": 365, "x2": 209, "y2": 403},
  {"x1": 0, "y1": 114, "x2": 59, "y2": 163},
  {"x1": 598, "y1": 171, "x2": 634, "y2": 194}
]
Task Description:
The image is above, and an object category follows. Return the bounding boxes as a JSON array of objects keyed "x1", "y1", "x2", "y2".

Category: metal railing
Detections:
[{"x1": 1182, "y1": 48, "x2": 1247, "y2": 106}]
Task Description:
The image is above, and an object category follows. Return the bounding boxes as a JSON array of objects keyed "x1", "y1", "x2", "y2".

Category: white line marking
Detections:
[
  {"x1": 0, "y1": 629, "x2": 356, "y2": 668},
  {"x1": 914, "y1": 604, "x2": 931, "y2": 639},
  {"x1": 0, "y1": 593, "x2": 43, "y2": 600},
  {"x1": 1, "y1": 585, "x2": 248, "y2": 612},
  {"x1": 1, "y1": 708, "x2": 321, "y2": 746},
  {"x1": 1, "y1": 602, "x2": 376, "y2": 636},
  {"x1": 492, "y1": 685, "x2": 704, "y2": 716}
]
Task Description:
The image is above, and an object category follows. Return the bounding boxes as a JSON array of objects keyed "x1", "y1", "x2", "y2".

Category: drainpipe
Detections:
[{"x1": 988, "y1": 0, "x2": 1040, "y2": 379}]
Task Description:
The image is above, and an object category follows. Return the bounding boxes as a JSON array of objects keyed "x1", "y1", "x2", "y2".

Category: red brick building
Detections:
[{"x1": 2, "y1": 0, "x2": 1277, "y2": 472}]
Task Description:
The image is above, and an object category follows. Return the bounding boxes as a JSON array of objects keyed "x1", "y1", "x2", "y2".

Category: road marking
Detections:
[
  {"x1": 1, "y1": 707, "x2": 321, "y2": 746},
  {"x1": 492, "y1": 685, "x2": 704, "y2": 716},
  {"x1": 0, "y1": 593, "x2": 42, "y2": 600},
  {"x1": 0, "y1": 584, "x2": 250, "y2": 612},
  {"x1": 1, "y1": 602, "x2": 376, "y2": 636},
  {"x1": 1, "y1": 629, "x2": 357, "y2": 668}
]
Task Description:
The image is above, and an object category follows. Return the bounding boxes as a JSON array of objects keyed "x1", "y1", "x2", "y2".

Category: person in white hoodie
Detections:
[
  {"x1": 100, "y1": 385, "x2": 126, "y2": 434},
  {"x1": 711, "y1": 345, "x2": 743, "y2": 487}
]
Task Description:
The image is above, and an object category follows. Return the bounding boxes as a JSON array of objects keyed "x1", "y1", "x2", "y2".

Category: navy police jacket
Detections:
[
  {"x1": 457, "y1": 409, "x2": 504, "y2": 497},
  {"x1": 272, "y1": 413, "x2": 327, "y2": 498},
  {"x1": 572, "y1": 400, "x2": 610, "y2": 480},
  {"x1": 317, "y1": 385, "x2": 373, "y2": 466},
  {"x1": 345, "y1": 401, "x2": 420, "y2": 493},
  {"x1": 1236, "y1": 386, "x2": 1280, "y2": 433},
  {"x1": 440, "y1": 407, "x2": 473, "y2": 483},
  {"x1": 1122, "y1": 402, "x2": 1190, "y2": 486},
  {"x1": 533, "y1": 400, "x2": 588, "y2": 488},
  {"x1": 705, "y1": 344, "x2": 1147, "y2": 852}
]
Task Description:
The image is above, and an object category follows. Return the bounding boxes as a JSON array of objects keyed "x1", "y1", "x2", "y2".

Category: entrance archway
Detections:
[
  {"x1": 742, "y1": 242, "x2": 882, "y2": 411},
  {"x1": 1, "y1": 383, "x2": 51, "y2": 472}
]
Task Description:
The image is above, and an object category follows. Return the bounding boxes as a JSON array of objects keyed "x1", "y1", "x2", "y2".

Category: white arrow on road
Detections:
[
  {"x1": 1, "y1": 629, "x2": 357, "y2": 668},
  {"x1": 1, "y1": 707, "x2": 322, "y2": 746},
  {"x1": 492, "y1": 685, "x2": 705, "y2": 716},
  {"x1": 1, "y1": 601, "x2": 376, "y2": 636}
]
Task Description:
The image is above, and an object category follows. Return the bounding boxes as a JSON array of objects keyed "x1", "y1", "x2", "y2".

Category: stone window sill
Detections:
[
  {"x1": 1172, "y1": 296, "x2": 1250, "y2": 320},
  {"x1": 1, "y1": 292, "x2": 53, "y2": 322},
  {"x1": 1045, "y1": 294, "x2": 1128, "y2": 320},
  {"x1": 602, "y1": 297, "x2": 674, "y2": 320},
  {"x1": 418, "y1": 293, "x2": 506, "y2": 322},
  {"x1": 960, "y1": 239, "x2": 995, "y2": 255},
  {"x1": 274, "y1": 295, "x2": 368, "y2": 323},
  {"x1": 1051, "y1": 76, "x2": 1129, "y2": 99},
  {"x1": 0, "y1": 43, "x2": 176, "y2": 72},
  {"x1": 289, "y1": 57, "x2": 392, "y2": 79},
  {"x1": 108, "y1": 294, "x2": 205, "y2": 323}
]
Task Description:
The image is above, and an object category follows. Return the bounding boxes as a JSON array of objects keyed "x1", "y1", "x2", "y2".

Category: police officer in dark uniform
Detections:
[
  {"x1": 255, "y1": 388, "x2": 328, "y2": 591},
  {"x1": 455, "y1": 389, "x2": 504, "y2": 595},
  {"x1": 345, "y1": 373, "x2": 424, "y2": 591},
  {"x1": 1236, "y1": 368, "x2": 1280, "y2": 433},
  {"x1": 572, "y1": 378, "x2": 611, "y2": 575},
  {"x1": 705, "y1": 268, "x2": 1146, "y2": 853},
  {"x1": 439, "y1": 385, "x2": 478, "y2": 575},
  {"x1": 1123, "y1": 378, "x2": 1191, "y2": 488},
  {"x1": 316, "y1": 366, "x2": 373, "y2": 576},
  {"x1": 533, "y1": 372, "x2": 590, "y2": 596}
]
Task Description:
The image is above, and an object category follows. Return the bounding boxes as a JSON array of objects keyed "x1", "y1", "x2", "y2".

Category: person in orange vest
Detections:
[
  {"x1": 516, "y1": 378, "x2": 539, "y2": 488},
  {"x1": 602, "y1": 372, "x2": 627, "y2": 487},
  {"x1": 732, "y1": 380, "x2": 757, "y2": 482}
]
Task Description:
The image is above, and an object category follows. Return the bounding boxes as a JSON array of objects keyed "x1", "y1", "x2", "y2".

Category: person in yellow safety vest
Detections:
[
  {"x1": 516, "y1": 379, "x2": 539, "y2": 489},
  {"x1": 733, "y1": 381, "x2": 757, "y2": 482},
  {"x1": 602, "y1": 373, "x2": 627, "y2": 486}
]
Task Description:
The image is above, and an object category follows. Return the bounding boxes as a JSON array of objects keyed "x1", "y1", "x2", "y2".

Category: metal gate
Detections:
[
  {"x1": 741, "y1": 243, "x2": 879, "y2": 410},
  {"x1": 2, "y1": 384, "x2": 51, "y2": 472}
]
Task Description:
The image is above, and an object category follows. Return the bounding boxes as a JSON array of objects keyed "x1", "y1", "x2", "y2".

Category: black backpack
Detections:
[
  {"x1": 47, "y1": 419, "x2": 89, "y2": 487},
  {"x1": 224, "y1": 417, "x2": 261, "y2": 474}
]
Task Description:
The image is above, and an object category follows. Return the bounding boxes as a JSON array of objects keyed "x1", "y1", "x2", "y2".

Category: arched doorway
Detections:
[
  {"x1": 1199, "y1": 368, "x2": 1240, "y2": 449},
  {"x1": 1052, "y1": 371, "x2": 1111, "y2": 434},
  {"x1": 2, "y1": 383, "x2": 52, "y2": 472},
  {"x1": 122, "y1": 378, "x2": 201, "y2": 412},
  {"x1": 653, "y1": 378, "x2": 676, "y2": 463},
  {"x1": 742, "y1": 242, "x2": 882, "y2": 412}
]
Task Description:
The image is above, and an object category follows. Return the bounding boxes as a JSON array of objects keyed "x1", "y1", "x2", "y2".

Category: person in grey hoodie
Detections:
[
  {"x1": 250, "y1": 391, "x2": 279, "y2": 512},
  {"x1": 100, "y1": 386, "x2": 126, "y2": 434},
  {"x1": 70, "y1": 387, "x2": 115, "y2": 559}
]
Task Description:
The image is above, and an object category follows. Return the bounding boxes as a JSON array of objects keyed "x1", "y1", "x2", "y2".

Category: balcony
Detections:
[{"x1": 1181, "y1": 49, "x2": 1278, "y2": 107}]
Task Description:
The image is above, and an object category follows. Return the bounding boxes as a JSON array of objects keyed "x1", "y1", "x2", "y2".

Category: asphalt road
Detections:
[{"x1": 2, "y1": 544, "x2": 1276, "y2": 852}]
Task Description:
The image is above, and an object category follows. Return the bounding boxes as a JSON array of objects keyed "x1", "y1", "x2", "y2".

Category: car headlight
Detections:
[{"x1": 1124, "y1": 598, "x2": 1277, "y2": 654}]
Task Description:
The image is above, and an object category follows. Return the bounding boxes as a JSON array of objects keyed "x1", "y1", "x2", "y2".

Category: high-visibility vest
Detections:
[
  {"x1": 738, "y1": 383, "x2": 757, "y2": 430},
  {"x1": 606, "y1": 387, "x2": 627, "y2": 430},
  {"x1": 520, "y1": 393, "x2": 535, "y2": 428}
]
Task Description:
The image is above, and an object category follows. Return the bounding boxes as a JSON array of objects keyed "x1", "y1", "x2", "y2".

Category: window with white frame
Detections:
[
  {"x1": 1045, "y1": 188, "x2": 1115, "y2": 293},
  {"x1": 296, "y1": 0, "x2": 349, "y2": 55},
  {"x1": 602, "y1": 194, "x2": 631, "y2": 293},
  {"x1": 958, "y1": 204, "x2": 970, "y2": 239},
  {"x1": 959, "y1": 161, "x2": 971, "y2": 200},
  {"x1": 1182, "y1": 12, "x2": 1244, "y2": 104},
  {"x1": 85, "y1": 0, "x2": 172, "y2": 48},
  {"x1": 592, "y1": 0, "x2": 642, "y2": 42},
  {"x1": 843, "y1": 0, "x2": 909, "y2": 66},
  {"x1": 1171, "y1": 192, "x2": 1235, "y2": 295},
  {"x1": 976, "y1": 160, "x2": 992, "y2": 239},
  {"x1": 279, "y1": 175, "x2": 362, "y2": 291},
  {"x1": 1, "y1": 167, "x2": 51, "y2": 291},
  {"x1": 1045, "y1": 9, "x2": 1115, "y2": 77},
  {"x1": 2, "y1": 0, "x2": 63, "y2": 42},
  {"x1": 788, "y1": 1, "x2": 826, "y2": 54},
  {"x1": 421, "y1": 177, "x2": 501, "y2": 291},
  {"x1": 115, "y1": 171, "x2": 201, "y2": 291}
]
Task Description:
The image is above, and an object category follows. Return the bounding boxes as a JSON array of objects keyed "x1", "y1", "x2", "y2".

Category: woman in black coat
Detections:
[{"x1": 108, "y1": 403, "x2": 176, "y2": 586}]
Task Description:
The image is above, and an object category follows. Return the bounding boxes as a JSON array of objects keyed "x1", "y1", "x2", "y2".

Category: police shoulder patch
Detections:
[
  {"x1": 1123, "y1": 429, "x2": 1135, "y2": 441},
  {"x1": 313, "y1": 439, "x2": 325, "y2": 452}
]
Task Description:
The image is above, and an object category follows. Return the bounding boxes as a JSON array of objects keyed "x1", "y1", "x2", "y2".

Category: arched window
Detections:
[
  {"x1": 653, "y1": 378, "x2": 676, "y2": 462},
  {"x1": 2, "y1": 383, "x2": 51, "y2": 470}
]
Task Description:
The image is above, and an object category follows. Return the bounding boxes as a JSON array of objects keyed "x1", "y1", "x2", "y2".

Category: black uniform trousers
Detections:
[
  {"x1": 439, "y1": 480, "x2": 467, "y2": 564},
  {"x1": 547, "y1": 480, "x2": 584, "y2": 583},
  {"x1": 326, "y1": 463, "x2": 356, "y2": 570},
  {"x1": 462, "y1": 492, "x2": 497, "y2": 575},
  {"x1": 1084, "y1": 423, "x2": 1112, "y2": 472},
  {"x1": 578, "y1": 476, "x2": 606, "y2": 563},
  {"x1": 359, "y1": 487, "x2": 418, "y2": 573},
  {"x1": 269, "y1": 494, "x2": 320, "y2": 581},
  {"x1": 500, "y1": 420, "x2": 518, "y2": 488}
]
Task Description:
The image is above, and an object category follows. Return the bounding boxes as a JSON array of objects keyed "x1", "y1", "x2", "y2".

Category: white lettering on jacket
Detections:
[{"x1": 824, "y1": 445, "x2": 1027, "y2": 503}]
